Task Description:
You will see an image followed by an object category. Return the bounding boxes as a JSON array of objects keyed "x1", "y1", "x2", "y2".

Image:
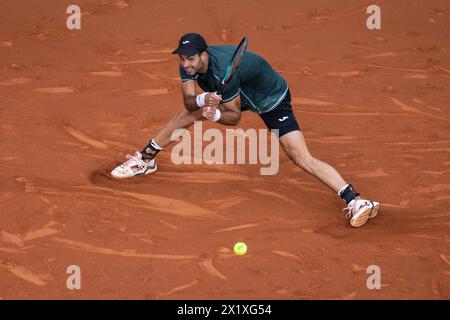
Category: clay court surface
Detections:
[{"x1": 1, "y1": 0, "x2": 449, "y2": 299}]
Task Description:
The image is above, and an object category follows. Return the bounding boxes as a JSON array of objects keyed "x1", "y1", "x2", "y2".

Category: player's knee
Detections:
[
  {"x1": 298, "y1": 157, "x2": 314, "y2": 171},
  {"x1": 229, "y1": 114, "x2": 241, "y2": 126},
  {"x1": 179, "y1": 109, "x2": 202, "y2": 124},
  {"x1": 288, "y1": 149, "x2": 314, "y2": 171},
  {"x1": 301, "y1": 157, "x2": 316, "y2": 172}
]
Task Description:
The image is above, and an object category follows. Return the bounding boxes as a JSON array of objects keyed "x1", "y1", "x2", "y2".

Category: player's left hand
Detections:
[{"x1": 202, "y1": 105, "x2": 217, "y2": 120}]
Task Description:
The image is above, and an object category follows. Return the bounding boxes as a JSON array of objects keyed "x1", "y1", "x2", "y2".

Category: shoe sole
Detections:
[
  {"x1": 144, "y1": 163, "x2": 157, "y2": 175},
  {"x1": 350, "y1": 206, "x2": 371, "y2": 227},
  {"x1": 368, "y1": 202, "x2": 380, "y2": 219}
]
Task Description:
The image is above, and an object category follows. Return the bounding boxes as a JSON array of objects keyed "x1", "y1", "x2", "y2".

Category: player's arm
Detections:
[
  {"x1": 181, "y1": 80, "x2": 199, "y2": 112},
  {"x1": 217, "y1": 96, "x2": 241, "y2": 126},
  {"x1": 181, "y1": 80, "x2": 222, "y2": 112}
]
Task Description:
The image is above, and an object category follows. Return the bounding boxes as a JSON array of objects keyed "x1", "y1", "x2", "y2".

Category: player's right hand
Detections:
[{"x1": 205, "y1": 92, "x2": 222, "y2": 108}]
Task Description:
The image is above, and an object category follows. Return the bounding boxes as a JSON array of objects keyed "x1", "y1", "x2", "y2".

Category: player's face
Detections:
[{"x1": 179, "y1": 53, "x2": 203, "y2": 75}]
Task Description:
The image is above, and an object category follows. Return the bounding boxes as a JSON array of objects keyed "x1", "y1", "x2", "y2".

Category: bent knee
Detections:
[
  {"x1": 288, "y1": 150, "x2": 315, "y2": 170},
  {"x1": 178, "y1": 109, "x2": 203, "y2": 124},
  {"x1": 299, "y1": 157, "x2": 316, "y2": 171}
]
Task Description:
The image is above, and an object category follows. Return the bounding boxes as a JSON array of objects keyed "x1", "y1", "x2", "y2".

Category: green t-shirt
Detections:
[{"x1": 179, "y1": 45, "x2": 289, "y2": 114}]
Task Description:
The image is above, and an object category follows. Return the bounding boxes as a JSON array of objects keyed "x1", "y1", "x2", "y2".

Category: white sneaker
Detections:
[
  {"x1": 111, "y1": 151, "x2": 157, "y2": 179},
  {"x1": 343, "y1": 199, "x2": 379, "y2": 228}
]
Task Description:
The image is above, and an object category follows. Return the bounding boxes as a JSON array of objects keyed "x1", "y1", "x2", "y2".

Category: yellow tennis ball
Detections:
[{"x1": 233, "y1": 242, "x2": 247, "y2": 256}]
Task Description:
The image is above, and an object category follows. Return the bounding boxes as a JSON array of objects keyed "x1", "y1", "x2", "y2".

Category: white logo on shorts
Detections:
[
  {"x1": 278, "y1": 116, "x2": 288, "y2": 122},
  {"x1": 182, "y1": 40, "x2": 190, "y2": 44}
]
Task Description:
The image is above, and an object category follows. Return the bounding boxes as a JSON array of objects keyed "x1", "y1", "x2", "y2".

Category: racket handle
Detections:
[{"x1": 216, "y1": 83, "x2": 225, "y2": 95}]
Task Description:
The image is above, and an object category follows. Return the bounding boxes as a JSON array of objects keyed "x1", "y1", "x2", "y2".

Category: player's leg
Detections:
[
  {"x1": 142, "y1": 103, "x2": 251, "y2": 160},
  {"x1": 141, "y1": 108, "x2": 205, "y2": 159},
  {"x1": 279, "y1": 130, "x2": 346, "y2": 192},
  {"x1": 111, "y1": 108, "x2": 204, "y2": 178},
  {"x1": 279, "y1": 130, "x2": 379, "y2": 227},
  {"x1": 260, "y1": 90, "x2": 379, "y2": 227}
]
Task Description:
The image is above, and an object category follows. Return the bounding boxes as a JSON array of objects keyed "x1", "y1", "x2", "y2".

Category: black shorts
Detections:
[{"x1": 242, "y1": 89, "x2": 300, "y2": 138}]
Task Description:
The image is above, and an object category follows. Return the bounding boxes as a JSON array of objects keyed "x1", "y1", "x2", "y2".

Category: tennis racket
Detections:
[{"x1": 216, "y1": 36, "x2": 249, "y2": 95}]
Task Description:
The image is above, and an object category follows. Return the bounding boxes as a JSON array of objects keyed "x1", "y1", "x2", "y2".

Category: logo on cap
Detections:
[{"x1": 172, "y1": 33, "x2": 208, "y2": 55}]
